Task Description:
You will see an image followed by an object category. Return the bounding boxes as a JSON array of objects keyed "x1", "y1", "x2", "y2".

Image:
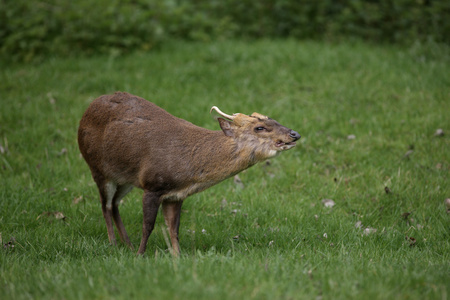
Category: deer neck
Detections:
[{"x1": 196, "y1": 131, "x2": 260, "y2": 183}]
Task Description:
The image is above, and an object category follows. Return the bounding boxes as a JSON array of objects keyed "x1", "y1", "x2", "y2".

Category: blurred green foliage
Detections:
[{"x1": 1, "y1": 0, "x2": 449, "y2": 61}]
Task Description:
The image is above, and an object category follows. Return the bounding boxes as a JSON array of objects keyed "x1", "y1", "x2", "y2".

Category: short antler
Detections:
[{"x1": 210, "y1": 106, "x2": 236, "y2": 120}]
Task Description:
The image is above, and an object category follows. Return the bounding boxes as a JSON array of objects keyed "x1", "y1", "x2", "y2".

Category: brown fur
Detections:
[{"x1": 78, "y1": 92, "x2": 300, "y2": 256}]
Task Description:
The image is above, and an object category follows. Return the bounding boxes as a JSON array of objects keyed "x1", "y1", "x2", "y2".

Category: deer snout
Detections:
[{"x1": 289, "y1": 130, "x2": 301, "y2": 141}]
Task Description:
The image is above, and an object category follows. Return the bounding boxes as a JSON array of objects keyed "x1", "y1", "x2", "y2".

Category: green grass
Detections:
[{"x1": 0, "y1": 39, "x2": 449, "y2": 299}]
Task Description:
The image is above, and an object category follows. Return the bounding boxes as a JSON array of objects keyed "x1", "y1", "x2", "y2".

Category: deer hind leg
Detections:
[
  {"x1": 98, "y1": 181, "x2": 118, "y2": 246},
  {"x1": 111, "y1": 184, "x2": 134, "y2": 249},
  {"x1": 162, "y1": 201, "x2": 183, "y2": 257},
  {"x1": 137, "y1": 190, "x2": 162, "y2": 255}
]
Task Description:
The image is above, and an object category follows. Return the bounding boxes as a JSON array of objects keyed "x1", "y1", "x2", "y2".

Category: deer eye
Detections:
[{"x1": 254, "y1": 127, "x2": 266, "y2": 132}]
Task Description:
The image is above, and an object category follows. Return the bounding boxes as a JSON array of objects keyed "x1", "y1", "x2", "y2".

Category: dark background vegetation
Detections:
[{"x1": 1, "y1": 0, "x2": 449, "y2": 62}]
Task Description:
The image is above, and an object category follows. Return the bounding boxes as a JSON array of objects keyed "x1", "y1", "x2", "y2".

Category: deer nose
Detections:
[{"x1": 289, "y1": 130, "x2": 301, "y2": 140}]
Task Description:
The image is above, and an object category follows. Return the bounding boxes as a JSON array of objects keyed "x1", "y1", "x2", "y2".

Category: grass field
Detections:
[{"x1": 0, "y1": 39, "x2": 449, "y2": 299}]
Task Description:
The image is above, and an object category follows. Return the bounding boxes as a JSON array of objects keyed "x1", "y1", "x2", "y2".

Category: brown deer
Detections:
[{"x1": 78, "y1": 92, "x2": 300, "y2": 256}]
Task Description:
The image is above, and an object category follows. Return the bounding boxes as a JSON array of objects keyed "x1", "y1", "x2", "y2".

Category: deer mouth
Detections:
[{"x1": 275, "y1": 140, "x2": 297, "y2": 150}]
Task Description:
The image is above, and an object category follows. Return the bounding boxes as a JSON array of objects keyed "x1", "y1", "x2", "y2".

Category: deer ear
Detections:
[{"x1": 218, "y1": 118, "x2": 235, "y2": 137}]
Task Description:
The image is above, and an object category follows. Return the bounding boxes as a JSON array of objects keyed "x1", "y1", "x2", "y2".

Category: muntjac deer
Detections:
[{"x1": 78, "y1": 92, "x2": 300, "y2": 256}]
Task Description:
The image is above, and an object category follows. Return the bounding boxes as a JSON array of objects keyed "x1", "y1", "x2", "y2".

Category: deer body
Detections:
[{"x1": 78, "y1": 92, "x2": 300, "y2": 255}]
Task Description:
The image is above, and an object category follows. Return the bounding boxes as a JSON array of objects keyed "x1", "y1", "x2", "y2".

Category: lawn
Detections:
[{"x1": 0, "y1": 39, "x2": 449, "y2": 299}]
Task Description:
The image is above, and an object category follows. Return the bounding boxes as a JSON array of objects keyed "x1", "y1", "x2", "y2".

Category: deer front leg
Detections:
[
  {"x1": 137, "y1": 190, "x2": 162, "y2": 255},
  {"x1": 162, "y1": 201, "x2": 183, "y2": 257}
]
